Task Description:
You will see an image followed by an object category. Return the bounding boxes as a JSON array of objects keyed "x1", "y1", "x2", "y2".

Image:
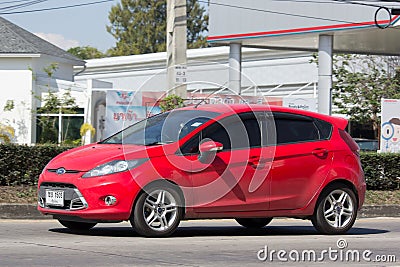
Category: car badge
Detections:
[{"x1": 56, "y1": 168, "x2": 66, "y2": 175}]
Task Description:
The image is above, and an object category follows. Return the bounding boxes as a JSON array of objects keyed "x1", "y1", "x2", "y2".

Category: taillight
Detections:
[{"x1": 339, "y1": 129, "x2": 360, "y2": 156}]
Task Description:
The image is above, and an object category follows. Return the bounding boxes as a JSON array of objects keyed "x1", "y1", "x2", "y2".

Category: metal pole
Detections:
[
  {"x1": 318, "y1": 35, "x2": 333, "y2": 115},
  {"x1": 167, "y1": 0, "x2": 187, "y2": 98},
  {"x1": 229, "y1": 43, "x2": 242, "y2": 95},
  {"x1": 58, "y1": 108, "x2": 62, "y2": 144},
  {"x1": 85, "y1": 79, "x2": 93, "y2": 144}
]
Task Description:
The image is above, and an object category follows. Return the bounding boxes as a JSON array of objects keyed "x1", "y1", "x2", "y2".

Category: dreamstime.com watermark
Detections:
[{"x1": 257, "y1": 238, "x2": 397, "y2": 263}]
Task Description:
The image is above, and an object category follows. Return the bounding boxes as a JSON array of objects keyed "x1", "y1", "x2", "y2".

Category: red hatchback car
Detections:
[{"x1": 38, "y1": 104, "x2": 365, "y2": 237}]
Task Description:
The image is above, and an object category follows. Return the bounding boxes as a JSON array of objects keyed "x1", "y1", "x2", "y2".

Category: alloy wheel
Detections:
[
  {"x1": 143, "y1": 189, "x2": 178, "y2": 232},
  {"x1": 323, "y1": 189, "x2": 354, "y2": 228}
]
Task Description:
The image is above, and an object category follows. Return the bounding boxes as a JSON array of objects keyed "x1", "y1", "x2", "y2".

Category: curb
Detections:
[
  {"x1": 0, "y1": 204, "x2": 46, "y2": 219},
  {"x1": 358, "y1": 205, "x2": 400, "y2": 218},
  {"x1": 1, "y1": 204, "x2": 399, "y2": 220}
]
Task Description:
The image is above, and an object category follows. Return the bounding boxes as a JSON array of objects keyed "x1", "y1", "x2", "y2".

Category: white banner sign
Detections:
[
  {"x1": 175, "y1": 65, "x2": 187, "y2": 84},
  {"x1": 381, "y1": 99, "x2": 400, "y2": 153},
  {"x1": 282, "y1": 97, "x2": 317, "y2": 112}
]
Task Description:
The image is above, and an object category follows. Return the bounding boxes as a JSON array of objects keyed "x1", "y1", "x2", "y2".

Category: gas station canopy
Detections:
[{"x1": 208, "y1": 0, "x2": 400, "y2": 55}]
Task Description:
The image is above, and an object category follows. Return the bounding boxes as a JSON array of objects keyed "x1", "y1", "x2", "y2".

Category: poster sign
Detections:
[
  {"x1": 282, "y1": 97, "x2": 317, "y2": 112},
  {"x1": 141, "y1": 91, "x2": 283, "y2": 108},
  {"x1": 380, "y1": 99, "x2": 400, "y2": 153},
  {"x1": 105, "y1": 90, "x2": 143, "y2": 137},
  {"x1": 186, "y1": 93, "x2": 282, "y2": 106}
]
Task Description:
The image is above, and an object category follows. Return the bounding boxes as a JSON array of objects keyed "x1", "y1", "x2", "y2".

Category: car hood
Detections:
[{"x1": 46, "y1": 143, "x2": 166, "y2": 172}]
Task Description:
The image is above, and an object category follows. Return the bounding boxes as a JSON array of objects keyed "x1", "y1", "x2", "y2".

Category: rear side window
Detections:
[
  {"x1": 314, "y1": 118, "x2": 332, "y2": 140},
  {"x1": 272, "y1": 113, "x2": 332, "y2": 145}
]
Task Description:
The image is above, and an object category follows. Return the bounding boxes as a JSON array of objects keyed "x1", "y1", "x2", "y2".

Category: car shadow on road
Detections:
[{"x1": 49, "y1": 225, "x2": 388, "y2": 238}]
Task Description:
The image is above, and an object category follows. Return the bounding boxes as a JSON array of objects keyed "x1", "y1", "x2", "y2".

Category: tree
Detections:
[
  {"x1": 80, "y1": 123, "x2": 96, "y2": 145},
  {"x1": 159, "y1": 94, "x2": 184, "y2": 112},
  {"x1": 107, "y1": 0, "x2": 208, "y2": 56},
  {"x1": 0, "y1": 100, "x2": 15, "y2": 144},
  {"x1": 0, "y1": 124, "x2": 14, "y2": 144},
  {"x1": 186, "y1": 0, "x2": 208, "y2": 49},
  {"x1": 67, "y1": 46, "x2": 105, "y2": 60},
  {"x1": 331, "y1": 54, "x2": 400, "y2": 138}
]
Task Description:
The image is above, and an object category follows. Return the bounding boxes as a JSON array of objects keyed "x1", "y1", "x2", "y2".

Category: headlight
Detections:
[{"x1": 82, "y1": 159, "x2": 148, "y2": 178}]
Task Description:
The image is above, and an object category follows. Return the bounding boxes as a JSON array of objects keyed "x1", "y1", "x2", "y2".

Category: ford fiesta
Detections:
[{"x1": 38, "y1": 104, "x2": 365, "y2": 237}]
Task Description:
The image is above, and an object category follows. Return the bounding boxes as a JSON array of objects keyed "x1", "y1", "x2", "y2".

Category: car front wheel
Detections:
[
  {"x1": 311, "y1": 184, "x2": 357, "y2": 234},
  {"x1": 235, "y1": 218, "x2": 273, "y2": 228},
  {"x1": 131, "y1": 184, "x2": 183, "y2": 237}
]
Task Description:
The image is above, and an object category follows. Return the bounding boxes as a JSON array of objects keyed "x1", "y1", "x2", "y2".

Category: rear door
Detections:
[{"x1": 268, "y1": 113, "x2": 333, "y2": 210}]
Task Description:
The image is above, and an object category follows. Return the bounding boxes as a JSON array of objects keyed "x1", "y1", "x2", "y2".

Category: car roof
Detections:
[{"x1": 180, "y1": 104, "x2": 348, "y2": 130}]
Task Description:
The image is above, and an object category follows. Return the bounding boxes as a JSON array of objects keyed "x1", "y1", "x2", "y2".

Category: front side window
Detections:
[
  {"x1": 101, "y1": 110, "x2": 220, "y2": 145},
  {"x1": 180, "y1": 112, "x2": 265, "y2": 154}
]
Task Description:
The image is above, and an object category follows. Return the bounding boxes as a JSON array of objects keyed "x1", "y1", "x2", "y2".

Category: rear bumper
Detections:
[{"x1": 357, "y1": 180, "x2": 367, "y2": 210}]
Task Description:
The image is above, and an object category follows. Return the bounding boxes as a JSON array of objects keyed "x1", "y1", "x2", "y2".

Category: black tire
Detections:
[
  {"x1": 58, "y1": 220, "x2": 97, "y2": 231},
  {"x1": 131, "y1": 183, "x2": 183, "y2": 237},
  {"x1": 311, "y1": 184, "x2": 358, "y2": 234},
  {"x1": 235, "y1": 218, "x2": 273, "y2": 228}
]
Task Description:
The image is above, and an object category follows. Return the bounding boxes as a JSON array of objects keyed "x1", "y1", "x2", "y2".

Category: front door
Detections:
[{"x1": 180, "y1": 112, "x2": 272, "y2": 213}]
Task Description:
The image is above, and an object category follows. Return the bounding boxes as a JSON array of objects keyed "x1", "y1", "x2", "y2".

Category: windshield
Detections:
[{"x1": 101, "y1": 109, "x2": 220, "y2": 145}]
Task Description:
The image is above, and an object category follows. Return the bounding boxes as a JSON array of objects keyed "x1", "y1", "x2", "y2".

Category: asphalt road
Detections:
[{"x1": 0, "y1": 217, "x2": 399, "y2": 266}]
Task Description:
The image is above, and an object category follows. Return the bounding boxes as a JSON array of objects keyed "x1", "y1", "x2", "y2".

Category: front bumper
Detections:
[{"x1": 37, "y1": 170, "x2": 142, "y2": 221}]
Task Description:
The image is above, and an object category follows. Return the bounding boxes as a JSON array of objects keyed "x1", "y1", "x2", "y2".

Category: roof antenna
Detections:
[{"x1": 194, "y1": 82, "x2": 228, "y2": 108}]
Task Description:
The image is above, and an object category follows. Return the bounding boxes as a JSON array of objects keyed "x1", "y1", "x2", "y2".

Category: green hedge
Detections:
[
  {"x1": 0, "y1": 144, "x2": 399, "y2": 190},
  {"x1": 361, "y1": 152, "x2": 400, "y2": 190},
  {"x1": 0, "y1": 144, "x2": 74, "y2": 186}
]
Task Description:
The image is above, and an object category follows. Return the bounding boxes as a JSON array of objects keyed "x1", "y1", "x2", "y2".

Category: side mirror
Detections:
[{"x1": 198, "y1": 140, "x2": 223, "y2": 164}]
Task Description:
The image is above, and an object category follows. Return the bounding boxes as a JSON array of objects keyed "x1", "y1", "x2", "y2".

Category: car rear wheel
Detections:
[
  {"x1": 235, "y1": 218, "x2": 273, "y2": 228},
  {"x1": 131, "y1": 184, "x2": 183, "y2": 237},
  {"x1": 58, "y1": 220, "x2": 97, "y2": 231},
  {"x1": 311, "y1": 184, "x2": 357, "y2": 234}
]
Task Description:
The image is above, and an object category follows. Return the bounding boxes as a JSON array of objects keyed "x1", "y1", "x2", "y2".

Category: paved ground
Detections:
[
  {"x1": 0, "y1": 218, "x2": 399, "y2": 266},
  {"x1": 2, "y1": 204, "x2": 400, "y2": 219}
]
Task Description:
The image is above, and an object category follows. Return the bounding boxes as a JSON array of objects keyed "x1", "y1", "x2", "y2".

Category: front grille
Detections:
[
  {"x1": 38, "y1": 183, "x2": 88, "y2": 211},
  {"x1": 47, "y1": 169, "x2": 80, "y2": 174},
  {"x1": 40, "y1": 182, "x2": 76, "y2": 188}
]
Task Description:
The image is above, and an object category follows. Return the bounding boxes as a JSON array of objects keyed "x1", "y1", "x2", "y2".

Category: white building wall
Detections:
[
  {"x1": 0, "y1": 57, "x2": 34, "y2": 70},
  {"x1": 242, "y1": 56, "x2": 318, "y2": 86},
  {"x1": 0, "y1": 55, "x2": 84, "y2": 144},
  {"x1": 0, "y1": 70, "x2": 33, "y2": 144},
  {"x1": 0, "y1": 55, "x2": 75, "y2": 80},
  {"x1": 75, "y1": 47, "x2": 317, "y2": 97},
  {"x1": 31, "y1": 55, "x2": 75, "y2": 81}
]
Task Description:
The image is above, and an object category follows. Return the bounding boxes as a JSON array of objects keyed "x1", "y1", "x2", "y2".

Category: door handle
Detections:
[
  {"x1": 248, "y1": 157, "x2": 271, "y2": 169},
  {"x1": 312, "y1": 148, "x2": 328, "y2": 158}
]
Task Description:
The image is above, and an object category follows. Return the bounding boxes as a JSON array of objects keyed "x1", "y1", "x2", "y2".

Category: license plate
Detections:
[{"x1": 46, "y1": 190, "x2": 64, "y2": 206}]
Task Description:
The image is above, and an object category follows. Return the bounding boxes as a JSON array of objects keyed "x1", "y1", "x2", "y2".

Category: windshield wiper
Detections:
[{"x1": 145, "y1": 141, "x2": 172, "y2": 146}]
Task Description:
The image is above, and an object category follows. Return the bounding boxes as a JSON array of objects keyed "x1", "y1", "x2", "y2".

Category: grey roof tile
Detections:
[{"x1": 0, "y1": 16, "x2": 85, "y2": 65}]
